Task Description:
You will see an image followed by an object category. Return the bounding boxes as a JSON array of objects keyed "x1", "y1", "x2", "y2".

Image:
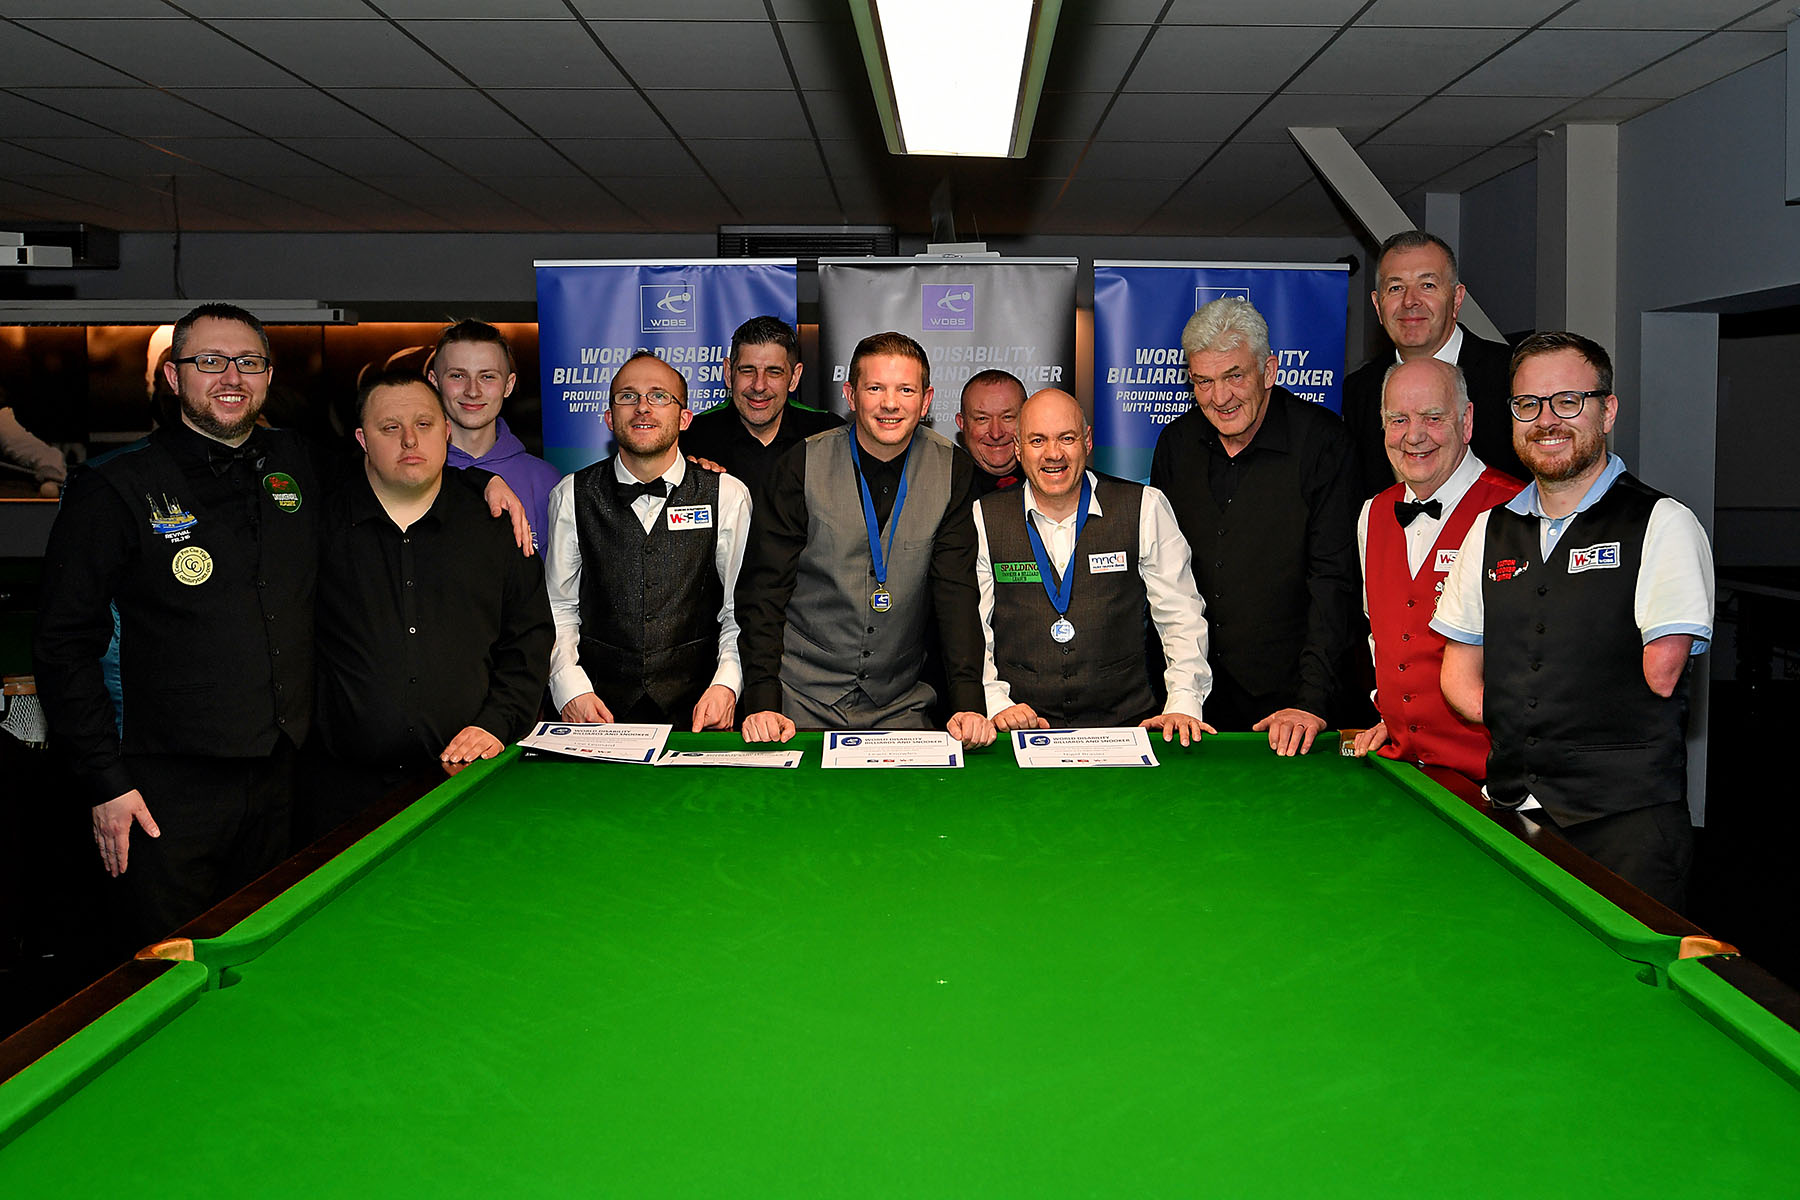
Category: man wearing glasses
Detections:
[
  {"x1": 35, "y1": 303, "x2": 318, "y2": 946},
  {"x1": 1432, "y1": 331, "x2": 1714, "y2": 910},
  {"x1": 543, "y1": 352, "x2": 750, "y2": 731}
]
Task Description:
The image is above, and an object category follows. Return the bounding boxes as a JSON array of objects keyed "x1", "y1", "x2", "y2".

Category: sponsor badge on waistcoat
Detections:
[
  {"x1": 1433, "y1": 548, "x2": 1458, "y2": 573},
  {"x1": 1568, "y1": 542, "x2": 1620, "y2": 573},
  {"x1": 666, "y1": 504, "x2": 712, "y2": 529},
  {"x1": 1487, "y1": 558, "x2": 1528, "y2": 582},
  {"x1": 993, "y1": 562, "x2": 1041, "y2": 584},
  {"x1": 262, "y1": 472, "x2": 302, "y2": 513},
  {"x1": 1087, "y1": 551, "x2": 1128, "y2": 574},
  {"x1": 171, "y1": 545, "x2": 213, "y2": 586}
]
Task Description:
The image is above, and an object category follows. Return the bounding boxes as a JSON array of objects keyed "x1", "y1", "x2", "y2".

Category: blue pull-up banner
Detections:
[
  {"x1": 1091, "y1": 260, "x2": 1350, "y2": 482},
  {"x1": 534, "y1": 258, "x2": 798, "y2": 474}
]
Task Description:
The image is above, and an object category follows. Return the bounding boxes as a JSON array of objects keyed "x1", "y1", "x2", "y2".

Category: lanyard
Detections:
[
  {"x1": 847, "y1": 435, "x2": 912, "y2": 588},
  {"x1": 1023, "y1": 473, "x2": 1092, "y2": 617}
]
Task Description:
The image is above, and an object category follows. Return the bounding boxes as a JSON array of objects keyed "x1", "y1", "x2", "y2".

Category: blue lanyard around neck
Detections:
[
  {"x1": 1023, "y1": 473, "x2": 1092, "y2": 616},
  {"x1": 847, "y1": 435, "x2": 912, "y2": 587}
]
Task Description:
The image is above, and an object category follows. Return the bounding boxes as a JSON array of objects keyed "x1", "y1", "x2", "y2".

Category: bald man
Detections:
[
  {"x1": 973, "y1": 389, "x2": 1214, "y2": 742},
  {"x1": 1349, "y1": 357, "x2": 1521, "y2": 781}
]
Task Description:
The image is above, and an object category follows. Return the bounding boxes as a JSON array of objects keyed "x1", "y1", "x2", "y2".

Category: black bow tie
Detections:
[
  {"x1": 207, "y1": 441, "x2": 261, "y2": 477},
  {"x1": 621, "y1": 477, "x2": 668, "y2": 503},
  {"x1": 1394, "y1": 497, "x2": 1442, "y2": 528}
]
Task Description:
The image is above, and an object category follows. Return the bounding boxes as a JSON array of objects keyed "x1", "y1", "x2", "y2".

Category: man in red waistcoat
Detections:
[{"x1": 1349, "y1": 357, "x2": 1521, "y2": 781}]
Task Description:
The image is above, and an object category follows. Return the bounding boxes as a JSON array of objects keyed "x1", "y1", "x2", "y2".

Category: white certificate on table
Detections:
[
  {"x1": 820, "y1": 730, "x2": 964, "y2": 769},
  {"x1": 656, "y1": 749, "x2": 804, "y2": 769},
  {"x1": 519, "y1": 722, "x2": 671, "y2": 764},
  {"x1": 1010, "y1": 727, "x2": 1160, "y2": 768}
]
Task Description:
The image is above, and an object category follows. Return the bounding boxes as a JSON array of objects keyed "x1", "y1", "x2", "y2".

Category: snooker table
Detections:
[{"x1": 2, "y1": 732, "x2": 1798, "y2": 1197}]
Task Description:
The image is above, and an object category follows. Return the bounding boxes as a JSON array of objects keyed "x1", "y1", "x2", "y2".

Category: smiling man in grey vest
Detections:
[
  {"x1": 975, "y1": 389, "x2": 1213, "y2": 743},
  {"x1": 545, "y1": 352, "x2": 750, "y2": 731},
  {"x1": 735, "y1": 331, "x2": 995, "y2": 747}
]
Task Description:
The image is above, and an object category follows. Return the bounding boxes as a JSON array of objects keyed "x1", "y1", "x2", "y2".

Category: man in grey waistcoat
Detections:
[
  {"x1": 975, "y1": 389, "x2": 1214, "y2": 743},
  {"x1": 545, "y1": 352, "x2": 751, "y2": 731},
  {"x1": 735, "y1": 331, "x2": 996, "y2": 747}
]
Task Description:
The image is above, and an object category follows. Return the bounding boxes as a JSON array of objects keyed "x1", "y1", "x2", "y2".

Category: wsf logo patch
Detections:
[
  {"x1": 1434, "y1": 548, "x2": 1459, "y2": 572},
  {"x1": 1195, "y1": 285, "x2": 1251, "y2": 310},
  {"x1": 922, "y1": 284, "x2": 974, "y2": 331},
  {"x1": 666, "y1": 504, "x2": 713, "y2": 529},
  {"x1": 641, "y1": 283, "x2": 695, "y2": 333},
  {"x1": 1568, "y1": 542, "x2": 1620, "y2": 573}
]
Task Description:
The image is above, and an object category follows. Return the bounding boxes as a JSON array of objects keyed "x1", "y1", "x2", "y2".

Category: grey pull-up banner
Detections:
[{"x1": 817, "y1": 257, "x2": 1078, "y2": 429}]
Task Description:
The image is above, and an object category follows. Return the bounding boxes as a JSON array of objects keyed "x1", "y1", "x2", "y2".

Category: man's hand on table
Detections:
[
  {"x1": 946, "y1": 711, "x2": 996, "y2": 749},
  {"x1": 1252, "y1": 708, "x2": 1326, "y2": 757},
  {"x1": 560, "y1": 692, "x2": 613, "y2": 723},
  {"x1": 441, "y1": 726, "x2": 504, "y2": 764},
  {"x1": 1349, "y1": 720, "x2": 1389, "y2": 758},
  {"x1": 742, "y1": 710, "x2": 796, "y2": 743},
  {"x1": 993, "y1": 703, "x2": 1048, "y2": 733},
  {"x1": 1140, "y1": 712, "x2": 1216, "y2": 747},
  {"x1": 691, "y1": 685, "x2": 737, "y2": 732},
  {"x1": 92, "y1": 789, "x2": 159, "y2": 876}
]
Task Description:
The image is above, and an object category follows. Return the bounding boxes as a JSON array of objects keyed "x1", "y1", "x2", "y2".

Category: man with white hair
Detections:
[{"x1": 1149, "y1": 297, "x2": 1358, "y2": 755}]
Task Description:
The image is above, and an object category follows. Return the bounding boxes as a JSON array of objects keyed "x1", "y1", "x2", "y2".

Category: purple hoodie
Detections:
[{"x1": 446, "y1": 418, "x2": 564, "y2": 553}]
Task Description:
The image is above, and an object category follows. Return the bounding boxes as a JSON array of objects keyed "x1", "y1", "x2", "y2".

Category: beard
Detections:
[
  {"x1": 180, "y1": 389, "x2": 262, "y2": 443},
  {"x1": 1520, "y1": 423, "x2": 1606, "y2": 484}
]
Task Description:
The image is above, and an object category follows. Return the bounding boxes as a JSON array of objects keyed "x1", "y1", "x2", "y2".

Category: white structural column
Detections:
[{"x1": 1535, "y1": 123, "x2": 1619, "y2": 346}]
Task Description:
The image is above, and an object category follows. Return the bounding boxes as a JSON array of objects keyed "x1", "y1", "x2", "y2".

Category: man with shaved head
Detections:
[
  {"x1": 974, "y1": 388, "x2": 1213, "y2": 742},
  {"x1": 1348, "y1": 357, "x2": 1521, "y2": 782}
]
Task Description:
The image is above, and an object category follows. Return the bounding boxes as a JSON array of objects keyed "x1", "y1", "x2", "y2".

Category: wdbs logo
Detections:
[
  {"x1": 641, "y1": 283, "x2": 695, "y2": 333},
  {"x1": 922, "y1": 284, "x2": 975, "y2": 332},
  {"x1": 1195, "y1": 285, "x2": 1251, "y2": 310}
]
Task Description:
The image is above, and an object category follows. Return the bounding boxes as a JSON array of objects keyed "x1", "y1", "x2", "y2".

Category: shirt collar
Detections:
[
  {"x1": 612, "y1": 453, "x2": 686, "y2": 491},
  {"x1": 1023, "y1": 470, "x2": 1104, "y2": 527},
  {"x1": 344, "y1": 464, "x2": 449, "y2": 530},
  {"x1": 1505, "y1": 452, "x2": 1628, "y2": 519},
  {"x1": 1199, "y1": 386, "x2": 1293, "y2": 457},
  {"x1": 1396, "y1": 323, "x2": 1465, "y2": 366}
]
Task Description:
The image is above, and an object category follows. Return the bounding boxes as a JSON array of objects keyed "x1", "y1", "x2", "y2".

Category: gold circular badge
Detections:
[{"x1": 171, "y1": 546, "x2": 213, "y2": 586}]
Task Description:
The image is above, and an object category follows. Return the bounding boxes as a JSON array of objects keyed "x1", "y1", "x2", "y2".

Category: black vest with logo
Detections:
[
  {"x1": 89, "y1": 429, "x2": 316, "y2": 756},
  {"x1": 1481, "y1": 472, "x2": 1687, "y2": 824},
  {"x1": 978, "y1": 476, "x2": 1157, "y2": 727},
  {"x1": 573, "y1": 459, "x2": 723, "y2": 718}
]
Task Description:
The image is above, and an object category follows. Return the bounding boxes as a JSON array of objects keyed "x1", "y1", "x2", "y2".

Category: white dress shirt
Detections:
[
  {"x1": 544, "y1": 455, "x2": 752, "y2": 712},
  {"x1": 973, "y1": 471, "x2": 1212, "y2": 720}
]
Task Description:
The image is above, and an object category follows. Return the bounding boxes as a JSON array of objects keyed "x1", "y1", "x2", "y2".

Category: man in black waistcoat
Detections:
[
  {"x1": 1433, "y1": 332, "x2": 1714, "y2": 909},
  {"x1": 975, "y1": 389, "x2": 1213, "y2": 742},
  {"x1": 1150, "y1": 297, "x2": 1359, "y2": 755},
  {"x1": 35, "y1": 303, "x2": 317, "y2": 944},
  {"x1": 545, "y1": 353, "x2": 751, "y2": 730},
  {"x1": 1340, "y1": 231, "x2": 1523, "y2": 498}
]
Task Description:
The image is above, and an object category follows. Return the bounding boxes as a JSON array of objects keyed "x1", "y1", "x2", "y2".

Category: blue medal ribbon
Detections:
[
  {"x1": 847, "y1": 435, "x2": 912, "y2": 594},
  {"x1": 1023, "y1": 473, "x2": 1092, "y2": 619}
]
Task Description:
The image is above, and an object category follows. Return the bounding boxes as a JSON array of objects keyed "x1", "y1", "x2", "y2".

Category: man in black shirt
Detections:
[
  {"x1": 681, "y1": 316, "x2": 842, "y2": 500},
  {"x1": 736, "y1": 331, "x2": 994, "y2": 746},
  {"x1": 304, "y1": 369, "x2": 551, "y2": 836},
  {"x1": 1150, "y1": 297, "x2": 1358, "y2": 755},
  {"x1": 956, "y1": 369, "x2": 1026, "y2": 494},
  {"x1": 35, "y1": 303, "x2": 316, "y2": 944}
]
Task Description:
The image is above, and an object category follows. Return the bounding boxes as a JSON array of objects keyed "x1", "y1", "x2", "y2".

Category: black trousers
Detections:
[
  {"x1": 111, "y1": 743, "x2": 296, "y2": 948},
  {"x1": 1532, "y1": 800, "x2": 1695, "y2": 913}
]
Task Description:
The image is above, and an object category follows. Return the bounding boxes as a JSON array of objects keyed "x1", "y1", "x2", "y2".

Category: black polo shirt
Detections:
[{"x1": 682, "y1": 401, "x2": 843, "y2": 500}]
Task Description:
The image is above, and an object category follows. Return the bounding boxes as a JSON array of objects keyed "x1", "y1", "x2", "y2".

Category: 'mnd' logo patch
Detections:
[
  {"x1": 1087, "y1": 551, "x2": 1128, "y2": 575},
  {"x1": 1568, "y1": 542, "x2": 1620, "y2": 573},
  {"x1": 666, "y1": 504, "x2": 713, "y2": 529}
]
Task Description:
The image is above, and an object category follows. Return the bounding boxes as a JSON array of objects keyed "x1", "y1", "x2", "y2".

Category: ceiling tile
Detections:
[
  {"x1": 150, "y1": 137, "x2": 347, "y2": 177},
  {"x1": 1085, "y1": 0, "x2": 1175, "y2": 21},
  {"x1": 1030, "y1": 91, "x2": 1115, "y2": 142},
  {"x1": 1044, "y1": 24, "x2": 1156, "y2": 95},
  {"x1": 18, "y1": 18, "x2": 298, "y2": 88},
  {"x1": 0, "y1": 91, "x2": 113, "y2": 138},
  {"x1": 1228, "y1": 182, "x2": 1357, "y2": 238},
  {"x1": 1374, "y1": 95, "x2": 1573, "y2": 144},
  {"x1": 1131, "y1": 25, "x2": 1337, "y2": 92},
  {"x1": 1598, "y1": 30, "x2": 1785, "y2": 99},
  {"x1": 1288, "y1": 27, "x2": 1520, "y2": 94},
  {"x1": 646, "y1": 90, "x2": 806, "y2": 139},
  {"x1": 572, "y1": 0, "x2": 770, "y2": 16},
  {"x1": 398, "y1": 19, "x2": 624, "y2": 89},
  {"x1": 171, "y1": 88, "x2": 386, "y2": 138},
  {"x1": 414, "y1": 137, "x2": 584, "y2": 177},
  {"x1": 1237, "y1": 93, "x2": 1425, "y2": 142},
  {"x1": 0, "y1": 141, "x2": 92, "y2": 176},
  {"x1": 1161, "y1": 1, "x2": 1366, "y2": 21},
  {"x1": 688, "y1": 138, "x2": 826, "y2": 178},
  {"x1": 1550, "y1": 95, "x2": 1665, "y2": 122},
  {"x1": 587, "y1": 20, "x2": 791, "y2": 90},
  {"x1": 802, "y1": 92, "x2": 881, "y2": 142},
  {"x1": 1446, "y1": 29, "x2": 1697, "y2": 96},
  {"x1": 329, "y1": 88, "x2": 530, "y2": 138},
  {"x1": 475, "y1": 175, "x2": 644, "y2": 225},
  {"x1": 10, "y1": 135, "x2": 182, "y2": 175},
  {"x1": 1416, "y1": 143, "x2": 1536, "y2": 191},
  {"x1": 11, "y1": 88, "x2": 249, "y2": 137},
  {"x1": 1358, "y1": 0, "x2": 1564, "y2": 25},
  {"x1": 778, "y1": 21, "x2": 871, "y2": 92},
  {"x1": 181, "y1": 0, "x2": 374, "y2": 16},
  {"x1": 549, "y1": 138, "x2": 700, "y2": 177},
  {"x1": 0, "y1": 23, "x2": 138, "y2": 85},
  {"x1": 1546, "y1": 1, "x2": 1771, "y2": 30},
  {"x1": 211, "y1": 19, "x2": 463, "y2": 88},
  {"x1": 1355, "y1": 142, "x2": 1496, "y2": 190},
  {"x1": 1, "y1": 0, "x2": 181, "y2": 14},
  {"x1": 489, "y1": 89, "x2": 667, "y2": 139},
  {"x1": 1097, "y1": 92, "x2": 1265, "y2": 142},
  {"x1": 1075, "y1": 140, "x2": 1217, "y2": 180},
  {"x1": 383, "y1": 0, "x2": 570, "y2": 16},
  {"x1": 281, "y1": 137, "x2": 463, "y2": 177}
]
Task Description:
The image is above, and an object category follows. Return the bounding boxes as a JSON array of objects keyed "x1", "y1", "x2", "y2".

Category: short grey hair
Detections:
[
  {"x1": 1381, "y1": 358, "x2": 1470, "y2": 420},
  {"x1": 1181, "y1": 296, "x2": 1272, "y2": 362}
]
